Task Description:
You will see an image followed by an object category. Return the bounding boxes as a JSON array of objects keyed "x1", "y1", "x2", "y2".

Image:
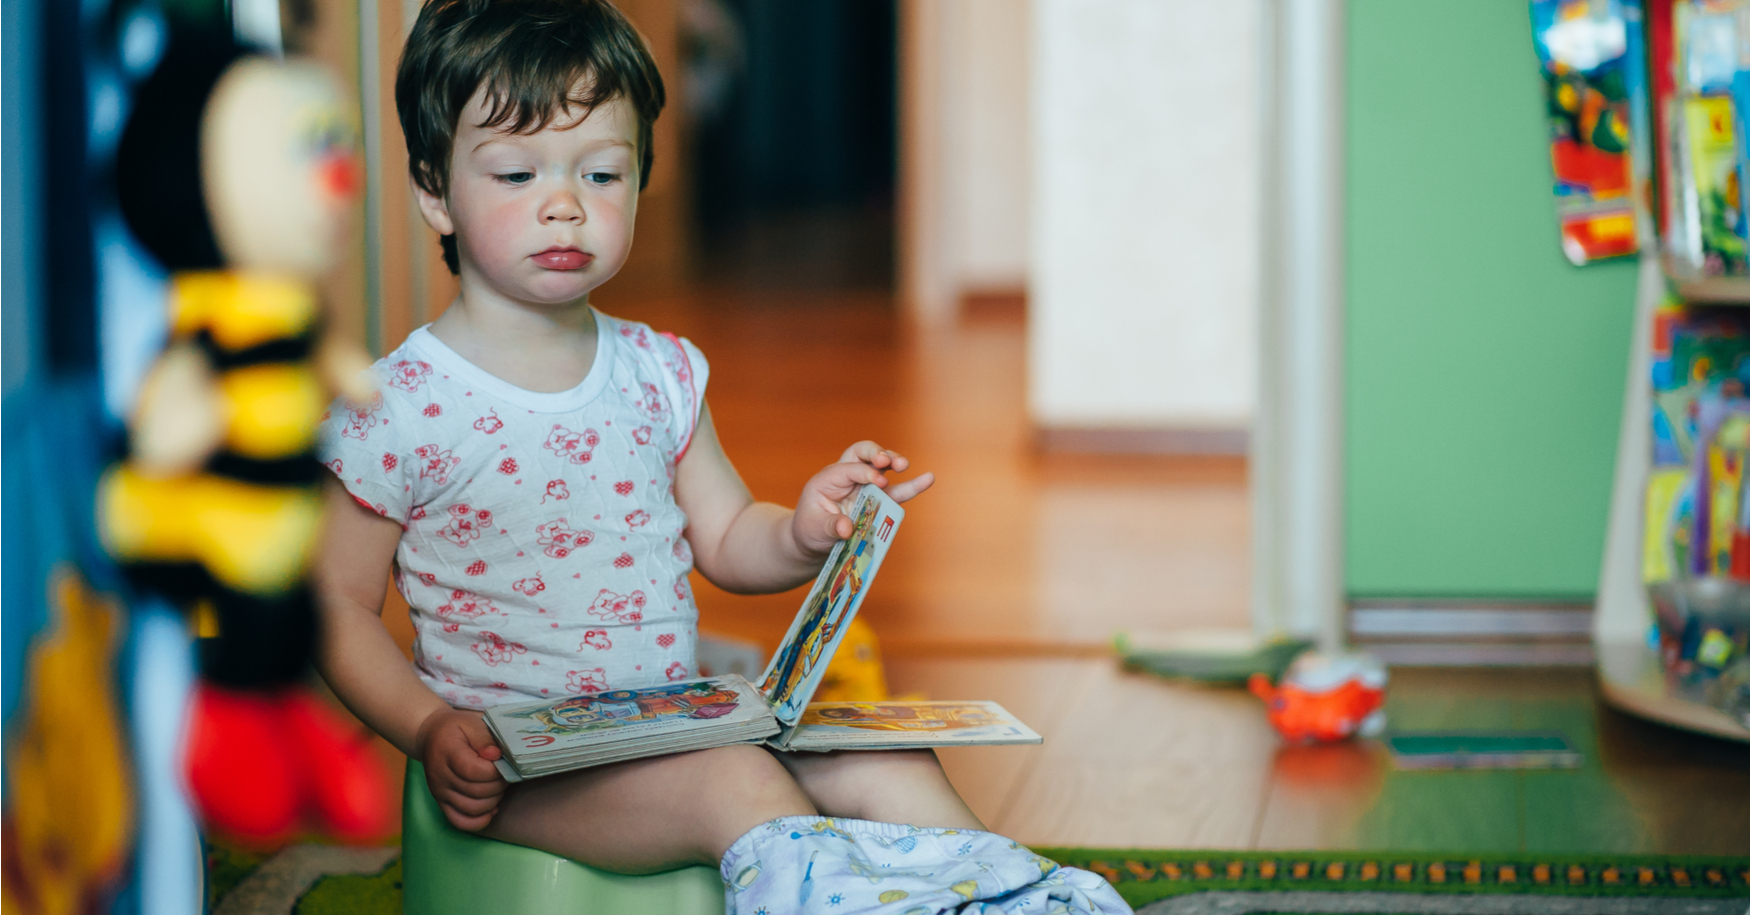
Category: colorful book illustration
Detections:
[{"x1": 484, "y1": 485, "x2": 1040, "y2": 781}]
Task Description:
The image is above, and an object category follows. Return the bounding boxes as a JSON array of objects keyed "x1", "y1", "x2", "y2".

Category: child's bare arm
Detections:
[
  {"x1": 313, "y1": 481, "x2": 507, "y2": 830},
  {"x1": 675, "y1": 402, "x2": 933, "y2": 594}
]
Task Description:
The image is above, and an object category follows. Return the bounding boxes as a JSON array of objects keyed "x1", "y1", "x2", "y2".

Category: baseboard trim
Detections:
[
  {"x1": 1362, "y1": 641, "x2": 1596, "y2": 667},
  {"x1": 1347, "y1": 600, "x2": 1596, "y2": 666},
  {"x1": 1035, "y1": 427, "x2": 1250, "y2": 456},
  {"x1": 1350, "y1": 602, "x2": 1594, "y2": 638}
]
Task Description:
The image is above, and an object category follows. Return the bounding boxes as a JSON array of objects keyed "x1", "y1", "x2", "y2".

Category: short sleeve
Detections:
[
  {"x1": 655, "y1": 332, "x2": 710, "y2": 460},
  {"x1": 317, "y1": 388, "x2": 415, "y2": 524}
]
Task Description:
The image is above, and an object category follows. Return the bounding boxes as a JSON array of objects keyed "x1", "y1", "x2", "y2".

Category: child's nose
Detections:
[{"x1": 540, "y1": 193, "x2": 584, "y2": 224}]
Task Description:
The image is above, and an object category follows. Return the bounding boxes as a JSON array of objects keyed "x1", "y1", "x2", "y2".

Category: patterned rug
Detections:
[
  {"x1": 1033, "y1": 848, "x2": 1750, "y2": 914},
  {"x1": 208, "y1": 843, "x2": 1750, "y2": 914}
]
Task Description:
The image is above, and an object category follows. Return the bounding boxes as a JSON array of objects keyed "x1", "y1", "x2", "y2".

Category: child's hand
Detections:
[
  {"x1": 792, "y1": 441, "x2": 934, "y2": 557},
  {"x1": 415, "y1": 707, "x2": 508, "y2": 831}
]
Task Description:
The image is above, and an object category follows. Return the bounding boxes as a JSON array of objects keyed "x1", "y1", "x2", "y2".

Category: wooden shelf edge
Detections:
[
  {"x1": 1595, "y1": 640, "x2": 1750, "y2": 743},
  {"x1": 1675, "y1": 276, "x2": 1750, "y2": 305}
]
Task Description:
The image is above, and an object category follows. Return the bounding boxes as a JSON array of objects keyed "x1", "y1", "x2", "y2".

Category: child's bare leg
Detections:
[
  {"x1": 482, "y1": 744, "x2": 815, "y2": 873},
  {"x1": 773, "y1": 749, "x2": 983, "y2": 829}
]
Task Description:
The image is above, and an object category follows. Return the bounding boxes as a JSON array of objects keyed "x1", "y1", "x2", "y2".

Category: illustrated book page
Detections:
[
  {"x1": 781, "y1": 700, "x2": 1042, "y2": 751},
  {"x1": 485, "y1": 675, "x2": 779, "y2": 781},
  {"x1": 755, "y1": 484, "x2": 905, "y2": 725}
]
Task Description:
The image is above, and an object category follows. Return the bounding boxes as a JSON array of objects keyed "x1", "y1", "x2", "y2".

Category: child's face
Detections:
[{"x1": 419, "y1": 86, "x2": 640, "y2": 306}]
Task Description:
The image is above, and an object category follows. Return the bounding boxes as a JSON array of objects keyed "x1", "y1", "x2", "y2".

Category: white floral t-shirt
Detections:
[{"x1": 318, "y1": 310, "x2": 708, "y2": 708}]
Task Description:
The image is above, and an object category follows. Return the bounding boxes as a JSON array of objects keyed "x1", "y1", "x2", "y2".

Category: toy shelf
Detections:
[
  {"x1": 1673, "y1": 277, "x2": 1750, "y2": 305},
  {"x1": 1595, "y1": 254, "x2": 1750, "y2": 743}
]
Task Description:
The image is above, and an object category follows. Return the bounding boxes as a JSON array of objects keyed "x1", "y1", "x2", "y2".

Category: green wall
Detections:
[{"x1": 1345, "y1": 0, "x2": 1639, "y2": 599}]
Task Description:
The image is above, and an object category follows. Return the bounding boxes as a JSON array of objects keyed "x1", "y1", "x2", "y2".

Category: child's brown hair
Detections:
[{"x1": 396, "y1": 0, "x2": 666, "y2": 273}]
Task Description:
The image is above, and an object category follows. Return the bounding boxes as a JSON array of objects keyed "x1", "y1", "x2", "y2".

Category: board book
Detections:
[{"x1": 485, "y1": 484, "x2": 1040, "y2": 781}]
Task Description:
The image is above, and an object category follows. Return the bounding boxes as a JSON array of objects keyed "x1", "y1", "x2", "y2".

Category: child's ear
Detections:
[{"x1": 411, "y1": 175, "x2": 455, "y2": 237}]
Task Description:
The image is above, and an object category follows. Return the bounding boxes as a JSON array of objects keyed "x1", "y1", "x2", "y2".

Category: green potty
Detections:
[{"x1": 402, "y1": 760, "x2": 726, "y2": 915}]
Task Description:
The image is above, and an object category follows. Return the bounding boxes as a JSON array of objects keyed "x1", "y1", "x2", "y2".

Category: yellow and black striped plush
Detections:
[{"x1": 100, "y1": 271, "x2": 330, "y2": 687}]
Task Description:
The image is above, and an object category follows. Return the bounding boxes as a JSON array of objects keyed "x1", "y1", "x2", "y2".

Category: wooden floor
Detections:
[{"x1": 372, "y1": 287, "x2": 1750, "y2": 855}]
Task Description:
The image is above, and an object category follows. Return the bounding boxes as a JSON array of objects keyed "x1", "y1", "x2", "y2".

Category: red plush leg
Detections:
[
  {"x1": 280, "y1": 689, "x2": 393, "y2": 843},
  {"x1": 182, "y1": 683, "x2": 299, "y2": 843}
]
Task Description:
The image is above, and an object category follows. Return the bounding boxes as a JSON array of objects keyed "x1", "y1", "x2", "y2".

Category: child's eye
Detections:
[
  {"x1": 496, "y1": 172, "x2": 534, "y2": 185},
  {"x1": 585, "y1": 171, "x2": 618, "y2": 186}
]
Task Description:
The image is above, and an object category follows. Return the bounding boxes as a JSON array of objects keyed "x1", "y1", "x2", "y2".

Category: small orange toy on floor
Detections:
[{"x1": 1248, "y1": 651, "x2": 1388, "y2": 744}]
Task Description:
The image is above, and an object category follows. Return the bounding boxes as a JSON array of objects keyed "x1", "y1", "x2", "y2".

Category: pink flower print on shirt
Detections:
[
  {"x1": 536, "y1": 520, "x2": 595, "y2": 558},
  {"x1": 619, "y1": 325, "x2": 651, "y2": 349},
  {"x1": 589, "y1": 588, "x2": 647, "y2": 623},
  {"x1": 415, "y1": 572, "x2": 437, "y2": 587},
  {"x1": 673, "y1": 577, "x2": 692, "y2": 605},
  {"x1": 664, "y1": 662, "x2": 689, "y2": 681},
  {"x1": 512, "y1": 574, "x2": 545, "y2": 597},
  {"x1": 625, "y1": 509, "x2": 651, "y2": 529},
  {"x1": 633, "y1": 383, "x2": 671, "y2": 425},
  {"x1": 580, "y1": 629, "x2": 612, "y2": 651},
  {"x1": 544, "y1": 424, "x2": 601, "y2": 465},
  {"x1": 472, "y1": 631, "x2": 526, "y2": 667},
  {"x1": 325, "y1": 458, "x2": 344, "y2": 476},
  {"x1": 673, "y1": 538, "x2": 693, "y2": 565},
  {"x1": 439, "y1": 503, "x2": 492, "y2": 547},
  {"x1": 541, "y1": 480, "x2": 570, "y2": 504},
  {"x1": 566, "y1": 668, "x2": 609, "y2": 694},
  {"x1": 473, "y1": 409, "x2": 504, "y2": 434},
  {"x1": 341, "y1": 393, "x2": 383, "y2": 440},
  {"x1": 632, "y1": 426, "x2": 653, "y2": 446},
  {"x1": 388, "y1": 359, "x2": 433, "y2": 393},
  {"x1": 660, "y1": 336, "x2": 693, "y2": 385},
  {"x1": 409, "y1": 505, "x2": 428, "y2": 521},
  {"x1": 437, "y1": 588, "x2": 498, "y2": 622},
  {"x1": 415, "y1": 444, "x2": 460, "y2": 484}
]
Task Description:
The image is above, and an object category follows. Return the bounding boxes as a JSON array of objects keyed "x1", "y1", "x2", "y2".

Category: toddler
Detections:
[{"x1": 314, "y1": 1, "x2": 1128, "y2": 912}]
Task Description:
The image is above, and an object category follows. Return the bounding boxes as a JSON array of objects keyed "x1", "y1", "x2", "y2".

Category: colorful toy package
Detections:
[{"x1": 1534, "y1": 0, "x2": 1651, "y2": 264}]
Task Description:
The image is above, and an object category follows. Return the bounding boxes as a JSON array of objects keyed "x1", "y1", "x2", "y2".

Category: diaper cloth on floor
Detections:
[{"x1": 719, "y1": 816, "x2": 1132, "y2": 914}]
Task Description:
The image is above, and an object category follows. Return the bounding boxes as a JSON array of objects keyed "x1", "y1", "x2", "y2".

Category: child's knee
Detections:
[
  {"x1": 692, "y1": 744, "x2": 812, "y2": 808},
  {"x1": 786, "y1": 749, "x2": 950, "y2": 817}
]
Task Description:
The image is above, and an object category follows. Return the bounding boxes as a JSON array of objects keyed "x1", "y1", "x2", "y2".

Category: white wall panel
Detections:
[{"x1": 1028, "y1": 0, "x2": 1261, "y2": 429}]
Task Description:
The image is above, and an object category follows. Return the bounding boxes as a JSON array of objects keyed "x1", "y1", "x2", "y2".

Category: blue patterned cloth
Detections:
[{"x1": 719, "y1": 816, "x2": 1132, "y2": 914}]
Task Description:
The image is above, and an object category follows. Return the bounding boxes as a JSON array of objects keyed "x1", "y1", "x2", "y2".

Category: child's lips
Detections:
[{"x1": 532, "y1": 248, "x2": 592, "y2": 270}]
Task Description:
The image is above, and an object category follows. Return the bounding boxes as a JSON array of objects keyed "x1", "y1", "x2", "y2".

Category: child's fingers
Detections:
[
  {"x1": 449, "y1": 750, "x2": 503, "y2": 783},
  {"x1": 443, "y1": 768, "x2": 508, "y2": 798},
  {"x1": 885, "y1": 471, "x2": 935, "y2": 503},
  {"x1": 837, "y1": 440, "x2": 909, "y2": 472},
  {"x1": 438, "y1": 784, "x2": 502, "y2": 817},
  {"x1": 812, "y1": 460, "x2": 887, "y2": 503},
  {"x1": 439, "y1": 799, "x2": 497, "y2": 832},
  {"x1": 459, "y1": 714, "x2": 504, "y2": 762}
]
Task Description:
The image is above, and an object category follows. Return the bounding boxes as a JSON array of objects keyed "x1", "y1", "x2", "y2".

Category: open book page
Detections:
[
  {"x1": 780, "y1": 700, "x2": 1042, "y2": 751},
  {"x1": 755, "y1": 484, "x2": 905, "y2": 724},
  {"x1": 485, "y1": 675, "x2": 779, "y2": 779}
]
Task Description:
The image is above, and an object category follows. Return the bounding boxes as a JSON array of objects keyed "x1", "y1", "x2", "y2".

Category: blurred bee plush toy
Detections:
[{"x1": 102, "y1": 30, "x2": 390, "y2": 844}]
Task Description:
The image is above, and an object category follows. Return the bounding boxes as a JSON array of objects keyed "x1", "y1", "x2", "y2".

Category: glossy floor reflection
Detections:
[{"x1": 597, "y1": 288, "x2": 1253, "y2": 653}]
